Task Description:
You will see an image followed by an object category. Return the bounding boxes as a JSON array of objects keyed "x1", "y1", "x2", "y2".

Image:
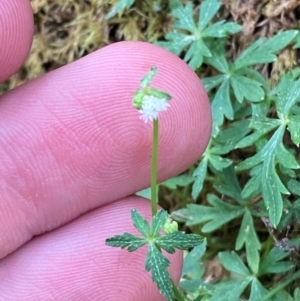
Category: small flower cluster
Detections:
[
  {"x1": 132, "y1": 67, "x2": 172, "y2": 123},
  {"x1": 139, "y1": 95, "x2": 170, "y2": 123}
]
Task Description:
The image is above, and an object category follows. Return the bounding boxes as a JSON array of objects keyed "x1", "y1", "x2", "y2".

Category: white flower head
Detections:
[{"x1": 139, "y1": 95, "x2": 170, "y2": 123}]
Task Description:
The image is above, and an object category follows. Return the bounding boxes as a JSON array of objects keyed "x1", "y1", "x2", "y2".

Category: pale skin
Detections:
[{"x1": 0, "y1": 0, "x2": 212, "y2": 300}]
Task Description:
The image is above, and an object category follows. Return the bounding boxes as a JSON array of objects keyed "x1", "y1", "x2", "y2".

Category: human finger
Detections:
[
  {"x1": 0, "y1": 0, "x2": 33, "y2": 83},
  {"x1": 0, "y1": 197, "x2": 182, "y2": 301},
  {"x1": 0, "y1": 41, "x2": 211, "y2": 259}
]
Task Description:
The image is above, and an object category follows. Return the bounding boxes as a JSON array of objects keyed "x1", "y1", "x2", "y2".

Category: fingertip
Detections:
[
  {"x1": 97, "y1": 41, "x2": 212, "y2": 168},
  {"x1": 0, "y1": 0, "x2": 34, "y2": 83}
]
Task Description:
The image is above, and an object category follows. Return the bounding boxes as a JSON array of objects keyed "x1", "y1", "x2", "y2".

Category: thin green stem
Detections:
[
  {"x1": 172, "y1": 280, "x2": 185, "y2": 301},
  {"x1": 151, "y1": 119, "x2": 184, "y2": 301},
  {"x1": 151, "y1": 118, "x2": 159, "y2": 216}
]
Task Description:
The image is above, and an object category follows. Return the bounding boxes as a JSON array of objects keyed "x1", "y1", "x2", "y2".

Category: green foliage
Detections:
[
  {"x1": 156, "y1": 0, "x2": 300, "y2": 297},
  {"x1": 203, "y1": 30, "x2": 298, "y2": 136},
  {"x1": 157, "y1": 0, "x2": 241, "y2": 70},
  {"x1": 212, "y1": 248, "x2": 294, "y2": 301},
  {"x1": 106, "y1": 209, "x2": 203, "y2": 300},
  {"x1": 106, "y1": 0, "x2": 300, "y2": 300}
]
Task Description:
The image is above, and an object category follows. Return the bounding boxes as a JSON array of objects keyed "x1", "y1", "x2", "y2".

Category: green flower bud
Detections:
[
  {"x1": 163, "y1": 217, "x2": 178, "y2": 234},
  {"x1": 132, "y1": 67, "x2": 172, "y2": 122},
  {"x1": 133, "y1": 89, "x2": 145, "y2": 109}
]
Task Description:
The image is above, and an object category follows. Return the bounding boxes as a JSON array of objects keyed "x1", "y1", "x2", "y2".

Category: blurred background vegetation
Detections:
[{"x1": 2, "y1": 0, "x2": 299, "y2": 92}]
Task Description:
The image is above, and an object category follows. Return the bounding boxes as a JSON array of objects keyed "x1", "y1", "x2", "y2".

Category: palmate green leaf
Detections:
[
  {"x1": 231, "y1": 75, "x2": 264, "y2": 103},
  {"x1": 201, "y1": 194, "x2": 245, "y2": 232},
  {"x1": 276, "y1": 142, "x2": 300, "y2": 169},
  {"x1": 162, "y1": 174, "x2": 194, "y2": 189},
  {"x1": 272, "y1": 71, "x2": 294, "y2": 106},
  {"x1": 219, "y1": 251, "x2": 251, "y2": 277},
  {"x1": 277, "y1": 78, "x2": 300, "y2": 115},
  {"x1": 213, "y1": 165, "x2": 243, "y2": 203},
  {"x1": 105, "y1": 232, "x2": 147, "y2": 252},
  {"x1": 251, "y1": 112, "x2": 282, "y2": 129},
  {"x1": 279, "y1": 163, "x2": 296, "y2": 178},
  {"x1": 202, "y1": 74, "x2": 226, "y2": 91},
  {"x1": 145, "y1": 242, "x2": 171, "y2": 270},
  {"x1": 159, "y1": 0, "x2": 240, "y2": 70},
  {"x1": 243, "y1": 68, "x2": 270, "y2": 93},
  {"x1": 156, "y1": 231, "x2": 203, "y2": 253},
  {"x1": 235, "y1": 151, "x2": 263, "y2": 171},
  {"x1": 236, "y1": 118, "x2": 280, "y2": 149},
  {"x1": 237, "y1": 126, "x2": 292, "y2": 225},
  {"x1": 180, "y1": 278, "x2": 214, "y2": 296},
  {"x1": 251, "y1": 101, "x2": 272, "y2": 123},
  {"x1": 203, "y1": 38, "x2": 229, "y2": 73},
  {"x1": 207, "y1": 278, "x2": 251, "y2": 301},
  {"x1": 259, "y1": 247, "x2": 293, "y2": 275},
  {"x1": 241, "y1": 165, "x2": 262, "y2": 200},
  {"x1": 202, "y1": 20, "x2": 242, "y2": 38},
  {"x1": 208, "y1": 154, "x2": 232, "y2": 171},
  {"x1": 192, "y1": 157, "x2": 208, "y2": 200},
  {"x1": 261, "y1": 127, "x2": 290, "y2": 225},
  {"x1": 248, "y1": 278, "x2": 269, "y2": 301},
  {"x1": 288, "y1": 115, "x2": 300, "y2": 146},
  {"x1": 172, "y1": 1, "x2": 197, "y2": 32},
  {"x1": 145, "y1": 243, "x2": 174, "y2": 300},
  {"x1": 262, "y1": 30, "x2": 298, "y2": 53},
  {"x1": 131, "y1": 208, "x2": 150, "y2": 236},
  {"x1": 136, "y1": 186, "x2": 158, "y2": 200},
  {"x1": 288, "y1": 179, "x2": 300, "y2": 196},
  {"x1": 233, "y1": 31, "x2": 297, "y2": 70},
  {"x1": 235, "y1": 210, "x2": 261, "y2": 274},
  {"x1": 198, "y1": 0, "x2": 221, "y2": 29},
  {"x1": 181, "y1": 239, "x2": 207, "y2": 277},
  {"x1": 184, "y1": 39, "x2": 211, "y2": 70},
  {"x1": 233, "y1": 39, "x2": 274, "y2": 70},
  {"x1": 157, "y1": 31, "x2": 193, "y2": 55},
  {"x1": 172, "y1": 194, "x2": 244, "y2": 232},
  {"x1": 213, "y1": 119, "x2": 251, "y2": 154},
  {"x1": 211, "y1": 78, "x2": 232, "y2": 133},
  {"x1": 151, "y1": 209, "x2": 168, "y2": 236},
  {"x1": 188, "y1": 38, "x2": 210, "y2": 57},
  {"x1": 105, "y1": 0, "x2": 135, "y2": 20}
]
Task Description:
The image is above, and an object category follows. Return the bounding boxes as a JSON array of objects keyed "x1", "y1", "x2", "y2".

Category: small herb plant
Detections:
[
  {"x1": 105, "y1": 0, "x2": 300, "y2": 300},
  {"x1": 106, "y1": 67, "x2": 204, "y2": 300}
]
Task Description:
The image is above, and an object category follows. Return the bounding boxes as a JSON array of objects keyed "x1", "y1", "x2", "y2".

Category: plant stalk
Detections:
[
  {"x1": 151, "y1": 118, "x2": 159, "y2": 216},
  {"x1": 172, "y1": 279, "x2": 185, "y2": 301},
  {"x1": 151, "y1": 119, "x2": 185, "y2": 301}
]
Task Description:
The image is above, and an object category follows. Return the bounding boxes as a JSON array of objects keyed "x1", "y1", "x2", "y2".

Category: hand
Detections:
[{"x1": 0, "y1": 1, "x2": 211, "y2": 300}]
